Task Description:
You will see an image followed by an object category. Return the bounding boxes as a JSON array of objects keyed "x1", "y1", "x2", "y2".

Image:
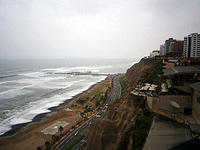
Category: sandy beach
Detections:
[{"x1": 0, "y1": 76, "x2": 112, "y2": 150}]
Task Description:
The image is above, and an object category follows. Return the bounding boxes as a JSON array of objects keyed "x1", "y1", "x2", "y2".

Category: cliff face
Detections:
[
  {"x1": 87, "y1": 94, "x2": 138, "y2": 150},
  {"x1": 86, "y1": 59, "x2": 156, "y2": 150},
  {"x1": 124, "y1": 58, "x2": 155, "y2": 89}
]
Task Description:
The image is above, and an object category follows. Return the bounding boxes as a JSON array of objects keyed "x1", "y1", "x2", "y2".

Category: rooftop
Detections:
[
  {"x1": 143, "y1": 117, "x2": 192, "y2": 150},
  {"x1": 190, "y1": 82, "x2": 200, "y2": 92},
  {"x1": 163, "y1": 65, "x2": 200, "y2": 76}
]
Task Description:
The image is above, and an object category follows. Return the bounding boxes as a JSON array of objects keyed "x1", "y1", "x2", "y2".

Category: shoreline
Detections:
[{"x1": 0, "y1": 75, "x2": 109, "y2": 139}]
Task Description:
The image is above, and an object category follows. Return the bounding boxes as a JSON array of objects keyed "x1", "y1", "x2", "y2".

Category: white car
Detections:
[{"x1": 75, "y1": 131, "x2": 79, "y2": 135}]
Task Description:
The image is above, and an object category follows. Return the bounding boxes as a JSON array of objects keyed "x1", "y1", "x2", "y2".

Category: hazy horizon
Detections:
[
  {"x1": 1, "y1": 0, "x2": 200, "y2": 59},
  {"x1": 0, "y1": 57, "x2": 139, "y2": 61}
]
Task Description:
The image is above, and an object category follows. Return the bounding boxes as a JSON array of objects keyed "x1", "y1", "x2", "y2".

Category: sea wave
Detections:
[
  {"x1": 0, "y1": 75, "x2": 106, "y2": 135},
  {"x1": 0, "y1": 72, "x2": 67, "y2": 99},
  {"x1": 0, "y1": 74, "x2": 18, "y2": 79},
  {"x1": 41, "y1": 66, "x2": 112, "y2": 74}
]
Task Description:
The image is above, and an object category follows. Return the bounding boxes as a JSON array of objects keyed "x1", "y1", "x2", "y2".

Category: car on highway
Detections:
[
  {"x1": 102, "y1": 109, "x2": 106, "y2": 113},
  {"x1": 96, "y1": 114, "x2": 101, "y2": 118},
  {"x1": 75, "y1": 131, "x2": 79, "y2": 135}
]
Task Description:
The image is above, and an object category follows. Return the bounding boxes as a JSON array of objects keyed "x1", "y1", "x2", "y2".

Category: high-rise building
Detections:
[
  {"x1": 164, "y1": 38, "x2": 176, "y2": 55},
  {"x1": 169, "y1": 41, "x2": 176, "y2": 53},
  {"x1": 160, "y1": 44, "x2": 165, "y2": 56},
  {"x1": 183, "y1": 36, "x2": 191, "y2": 57},
  {"x1": 169, "y1": 40, "x2": 184, "y2": 56},
  {"x1": 184, "y1": 33, "x2": 200, "y2": 58}
]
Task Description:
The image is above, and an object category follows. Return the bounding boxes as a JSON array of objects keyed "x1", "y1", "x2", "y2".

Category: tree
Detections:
[
  {"x1": 85, "y1": 105, "x2": 93, "y2": 112},
  {"x1": 85, "y1": 105, "x2": 89, "y2": 110},
  {"x1": 36, "y1": 146, "x2": 42, "y2": 150},
  {"x1": 84, "y1": 109, "x2": 88, "y2": 117},
  {"x1": 45, "y1": 141, "x2": 51, "y2": 150},
  {"x1": 95, "y1": 100, "x2": 100, "y2": 107},
  {"x1": 80, "y1": 112, "x2": 85, "y2": 118},
  {"x1": 52, "y1": 135, "x2": 57, "y2": 144},
  {"x1": 58, "y1": 126, "x2": 64, "y2": 136}
]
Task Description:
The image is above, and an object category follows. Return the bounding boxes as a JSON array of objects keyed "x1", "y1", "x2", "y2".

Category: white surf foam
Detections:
[
  {"x1": 42, "y1": 66, "x2": 111, "y2": 74},
  {"x1": 19, "y1": 71, "x2": 45, "y2": 78},
  {"x1": 0, "y1": 81, "x2": 14, "y2": 85},
  {"x1": 0, "y1": 75, "x2": 106, "y2": 135},
  {"x1": 0, "y1": 71, "x2": 67, "y2": 99},
  {"x1": 0, "y1": 85, "x2": 33, "y2": 99},
  {"x1": 37, "y1": 79, "x2": 86, "y2": 90}
]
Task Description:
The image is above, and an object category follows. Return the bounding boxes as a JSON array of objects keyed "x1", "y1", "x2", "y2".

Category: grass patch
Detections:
[
  {"x1": 71, "y1": 104, "x2": 79, "y2": 108},
  {"x1": 70, "y1": 80, "x2": 111, "y2": 120},
  {"x1": 65, "y1": 134, "x2": 85, "y2": 150},
  {"x1": 119, "y1": 76, "x2": 127, "y2": 96},
  {"x1": 89, "y1": 82, "x2": 110, "y2": 97},
  {"x1": 76, "y1": 98, "x2": 87, "y2": 105}
]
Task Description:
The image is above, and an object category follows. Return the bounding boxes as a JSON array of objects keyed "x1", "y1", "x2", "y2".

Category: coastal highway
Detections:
[
  {"x1": 55, "y1": 74, "x2": 122, "y2": 150},
  {"x1": 109, "y1": 74, "x2": 122, "y2": 102},
  {"x1": 55, "y1": 117, "x2": 96, "y2": 150}
]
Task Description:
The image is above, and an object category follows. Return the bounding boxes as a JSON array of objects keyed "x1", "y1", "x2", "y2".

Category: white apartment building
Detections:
[
  {"x1": 184, "y1": 33, "x2": 200, "y2": 58},
  {"x1": 160, "y1": 45, "x2": 165, "y2": 56}
]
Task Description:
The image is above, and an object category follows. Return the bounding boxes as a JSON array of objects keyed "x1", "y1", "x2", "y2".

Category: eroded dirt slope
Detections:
[{"x1": 86, "y1": 58, "x2": 158, "y2": 150}]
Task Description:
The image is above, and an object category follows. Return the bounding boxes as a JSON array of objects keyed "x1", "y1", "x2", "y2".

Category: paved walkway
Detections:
[{"x1": 143, "y1": 117, "x2": 192, "y2": 150}]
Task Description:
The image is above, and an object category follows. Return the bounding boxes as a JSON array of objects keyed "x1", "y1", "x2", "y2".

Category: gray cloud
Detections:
[{"x1": 0, "y1": 0, "x2": 200, "y2": 59}]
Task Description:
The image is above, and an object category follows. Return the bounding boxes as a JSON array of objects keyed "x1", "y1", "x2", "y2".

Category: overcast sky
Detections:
[{"x1": 0, "y1": 0, "x2": 200, "y2": 59}]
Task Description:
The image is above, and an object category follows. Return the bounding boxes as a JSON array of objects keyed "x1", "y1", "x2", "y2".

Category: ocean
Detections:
[{"x1": 0, "y1": 58, "x2": 138, "y2": 135}]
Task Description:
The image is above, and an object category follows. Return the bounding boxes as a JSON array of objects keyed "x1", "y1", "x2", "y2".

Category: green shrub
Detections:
[
  {"x1": 77, "y1": 98, "x2": 86, "y2": 104},
  {"x1": 95, "y1": 100, "x2": 100, "y2": 107},
  {"x1": 36, "y1": 146, "x2": 42, "y2": 150},
  {"x1": 120, "y1": 76, "x2": 127, "y2": 96},
  {"x1": 45, "y1": 141, "x2": 51, "y2": 150},
  {"x1": 71, "y1": 104, "x2": 78, "y2": 108}
]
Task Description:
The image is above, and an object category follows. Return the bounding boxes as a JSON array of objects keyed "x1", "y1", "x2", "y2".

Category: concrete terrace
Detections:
[
  {"x1": 143, "y1": 117, "x2": 192, "y2": 150},
  {"x1": 41, "y1": 121, "x2": 68, "y2": 135}
]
